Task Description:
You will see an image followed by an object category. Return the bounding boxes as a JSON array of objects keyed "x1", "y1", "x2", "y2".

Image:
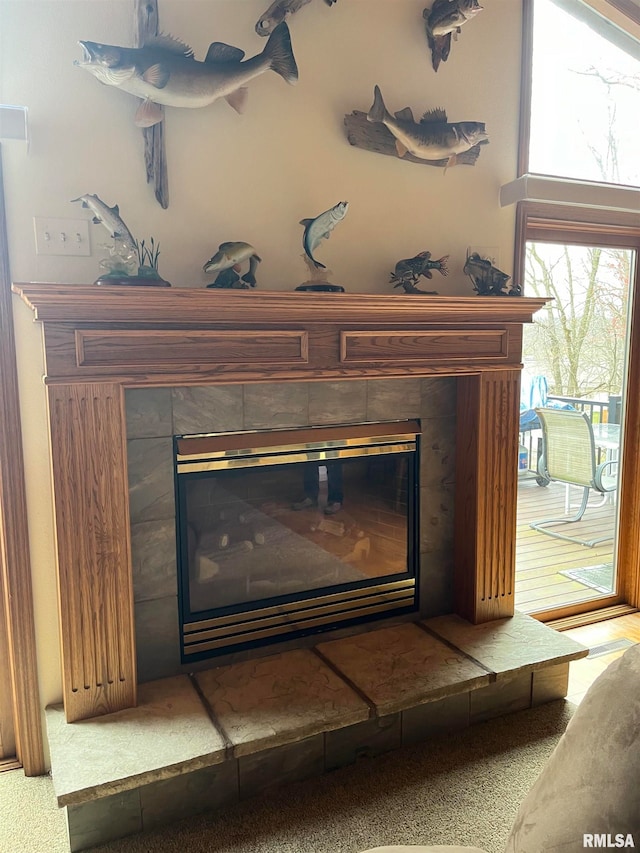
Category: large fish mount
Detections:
[
  {"x1": 256, "y1": 0, "x2": 337, "y2": 36},
  {"x1": 344, "y1": 107, "x2": 488, "y2": 168},
  {"x1": 423, "y1": 0, "x2": 484, "y2": 72},
  {"x1": 75, "y1": 23, "x2": 299, "y2": 128}
]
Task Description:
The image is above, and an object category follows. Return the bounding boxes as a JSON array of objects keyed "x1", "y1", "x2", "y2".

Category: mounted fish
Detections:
[
  {"x1": 75, "y1": 21, "x2": 298, "y2": 127},
  {"x1": 256, "y1": 0, "x2": 337, "y2": 36},
  {"x1": 367, "y1": 86, "x2": 488, "y2": 169},
  {"x1": 423, "y1": 0, "x2": 483, "y2": 72},
  {"x1": 204, "y1": 241, "x2": 262, "y2": 288},
  {"x1": 72, "y1": 193, "x2": 170, "y2": 285},
  {"x1": 390, "y1": 250, "x2": 449, "y2": 294},
  {"x1": 71, "y1": 193, "x2": 137, "y2": 253},
  {"x1": 295, "y1": 201, "x2": 348, "y2": 292},
  {"x1": 300, "y1": 201, "x2": 349, "y2": 270},
  {"x1": 463, "y1": 252, "x2": 516, "y2": 296}
]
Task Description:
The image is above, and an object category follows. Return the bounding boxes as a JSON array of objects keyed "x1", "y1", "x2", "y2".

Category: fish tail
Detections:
[
  {"x1": 305, "y1": 244, "x2": 326, "y2": 269},
  {"x1": 264, "y1": 21, "x2": 298, "y2": 85},
  {"x1": 367, "y1": 85, "x2": 388, "y2": 124},
  {"x1": 435, "y1": 255, "x2": 450, "y2": 276}
]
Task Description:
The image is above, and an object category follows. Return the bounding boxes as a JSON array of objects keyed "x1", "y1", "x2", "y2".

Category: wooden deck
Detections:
[{"x1": 515, "y1": 474, "x2": 618, "y2": 615}]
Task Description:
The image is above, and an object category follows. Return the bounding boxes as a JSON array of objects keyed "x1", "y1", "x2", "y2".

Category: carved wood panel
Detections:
[
  {"x1": 340, "y1": 329, "x2": 508, "y2": 363},
  {"x1": 455, "y1": 370, "x2": 521, "y2": 622},
  {"x1": 48, "y1": 383, "x2": 136, "y2": 722},
  {"x1": 75, "y1": 329, "x2": 309, "y2": 368}
]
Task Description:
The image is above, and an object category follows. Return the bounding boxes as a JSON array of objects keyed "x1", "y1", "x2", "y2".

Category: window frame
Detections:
[
  {"x1": 518, "y1": 0, "x2": 640, "y2": 186},
  {"x1": 515, "y1": 0, "x2": 640, "y2": 622}
]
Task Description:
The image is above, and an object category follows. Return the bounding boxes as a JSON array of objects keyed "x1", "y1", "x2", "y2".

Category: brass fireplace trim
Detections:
[
  {"x1": 185, "y1": 579, "x2": 415, "y2": 634},
  {"x1": 178, "y1": 442, "x2": 416, "y2": 474},
  {"x1": 183, "y1": 580, "x2": 416, "y2": 656},
  {"x1": 177, "y1": 420, "x2": 419, "y2": 472},
  {"x1": 176, "y1": 421, "x2": 420, "y2": 458}
]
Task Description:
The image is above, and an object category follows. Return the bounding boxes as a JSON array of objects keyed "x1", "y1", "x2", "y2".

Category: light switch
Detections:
[{"x1": 33, "y1": 217, "x2": 91, "y2": 256}]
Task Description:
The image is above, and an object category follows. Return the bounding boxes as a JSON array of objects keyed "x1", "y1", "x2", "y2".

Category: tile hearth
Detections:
[{"x1": 45, "y1": 612, "x2": 586, "y2": 852}]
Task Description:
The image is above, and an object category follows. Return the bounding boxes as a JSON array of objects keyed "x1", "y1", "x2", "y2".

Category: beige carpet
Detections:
[{"x1": 0, "y1": 700, "x2": 574, "y2": 853}]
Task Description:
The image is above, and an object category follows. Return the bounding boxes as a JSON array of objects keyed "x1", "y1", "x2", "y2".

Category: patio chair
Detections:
[{"x1": 529, "y1": 407, "x2": 619, "y2": 547}]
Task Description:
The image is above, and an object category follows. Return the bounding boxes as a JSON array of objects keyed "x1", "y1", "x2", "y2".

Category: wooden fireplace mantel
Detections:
[
  {"x1": 14, "y1": 285, "x2": 549, "y2": 386},
  {"x1": 14, "y1": 283, "x2": 548, "y2": 722},
  {"x1": 15, "y1": 284, "x2": 547, "y2": 325}
]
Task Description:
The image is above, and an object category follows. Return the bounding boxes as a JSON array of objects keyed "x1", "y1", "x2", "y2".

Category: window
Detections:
[
  {"x1": 526, "y1": 0, "x2": 640, "y2": 186},
  {"x1": 513, "y1": 0, "x2": 640, "y2": 621}
]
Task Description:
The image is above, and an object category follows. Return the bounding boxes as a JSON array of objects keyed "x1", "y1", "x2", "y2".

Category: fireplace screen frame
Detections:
[{"x1": 174, "y1": 421, "x2": 421, "y2": 661}]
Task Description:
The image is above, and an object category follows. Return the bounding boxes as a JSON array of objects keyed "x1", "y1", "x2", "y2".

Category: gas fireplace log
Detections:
[{"x1": 193, "y1": 554, "x2": 220, "y2": 584}]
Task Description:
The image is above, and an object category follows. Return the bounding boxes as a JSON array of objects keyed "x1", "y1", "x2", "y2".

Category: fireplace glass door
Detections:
[{"x1": 175, "y1": 422, "x2": 420, "y2": 660}]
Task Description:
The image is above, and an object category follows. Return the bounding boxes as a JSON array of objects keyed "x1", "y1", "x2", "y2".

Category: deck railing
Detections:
[{"x1": 546, "y1": 393, "x2": 622, "y2": 425}]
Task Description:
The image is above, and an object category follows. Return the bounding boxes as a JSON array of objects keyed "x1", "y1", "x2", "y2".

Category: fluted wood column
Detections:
[
  {"x1": 47, "y1": 383, "x2": 136, "y2": 722},
  {"x1": 455, "y1": 370, "x2": 521, "y2": 623}
]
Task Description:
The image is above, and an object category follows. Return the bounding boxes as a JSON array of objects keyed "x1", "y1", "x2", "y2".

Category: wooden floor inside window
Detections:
[
  {"x1": 562, "y1": 612, "x2": 640, "y2": 704},
  {"x1": 516, "y1": 469, "x2": 638, "y2": 704},
  {"x1": 515, "y1": 475, "x2": 617, "y2": 614}
]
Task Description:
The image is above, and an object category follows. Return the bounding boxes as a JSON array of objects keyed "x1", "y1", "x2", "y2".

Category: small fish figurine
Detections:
[
  {"x1": 423, "y1": 0, "x2": 483, "y2": 72},
  {"x1": 367, "y1": 86, "x2": 488, "y2": 168},
  {"x1": 300, "y1": 201, "x2": 349, "y2": 269},
  {"x1": 390, "y1": 251, "x2": 449, "y2": 291},
  {"x1": 203, "y1": 241, "x2": 262, "y2": 287},
  {"x1": 463, "y1": 252, "x2": 512, "y2": 296},
  {"x1": 71, "y1": 193, "x2": 137, "y2": 252},
  {"x1": 256, "y1": 0, "x2": 337, "y2": 36},
  {"x1": 75, "y1": 22, "x2": 298, "y2": 127}
]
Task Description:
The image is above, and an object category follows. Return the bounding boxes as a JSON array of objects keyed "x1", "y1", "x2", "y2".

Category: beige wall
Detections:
[{"x1": 0, "y1": 0, "x2": 523, "y2": 751}]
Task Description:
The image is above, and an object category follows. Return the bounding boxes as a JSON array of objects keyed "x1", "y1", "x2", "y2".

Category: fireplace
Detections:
[
  {"x1": 126, "y1": 379, "x2": 452, "y2": 682},
  {"x1": 175, "y1": 421, "x2": 420, "y2": 660},
  {"x1": 14, "y1": 284, "x2": 546, "y2": 722}
]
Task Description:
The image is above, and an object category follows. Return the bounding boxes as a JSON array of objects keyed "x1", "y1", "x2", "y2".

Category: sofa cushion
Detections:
[{"x1": 505, "y1": 643, "x2": 640, "y2": 853}]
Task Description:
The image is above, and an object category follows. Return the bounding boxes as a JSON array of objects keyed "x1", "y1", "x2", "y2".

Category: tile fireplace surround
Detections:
[
  {"x1": 13, "y1": 284, "x2": 550, "y2": 722},
  {"x1": 13, "y1": 285, "x2": 590, "y2": 851},
  {"x1": 127, "y1": 376, "x2": 455, "y2": 682}
]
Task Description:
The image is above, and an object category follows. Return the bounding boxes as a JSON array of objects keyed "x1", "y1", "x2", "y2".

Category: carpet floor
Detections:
[{"x1": 0, "y1": 700, "x2": 575, "y2": 853}]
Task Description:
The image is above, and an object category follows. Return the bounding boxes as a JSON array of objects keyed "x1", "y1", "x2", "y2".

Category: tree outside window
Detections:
[{"x1": 523, "y1": 0, "x2": 639, "y2": 402}]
